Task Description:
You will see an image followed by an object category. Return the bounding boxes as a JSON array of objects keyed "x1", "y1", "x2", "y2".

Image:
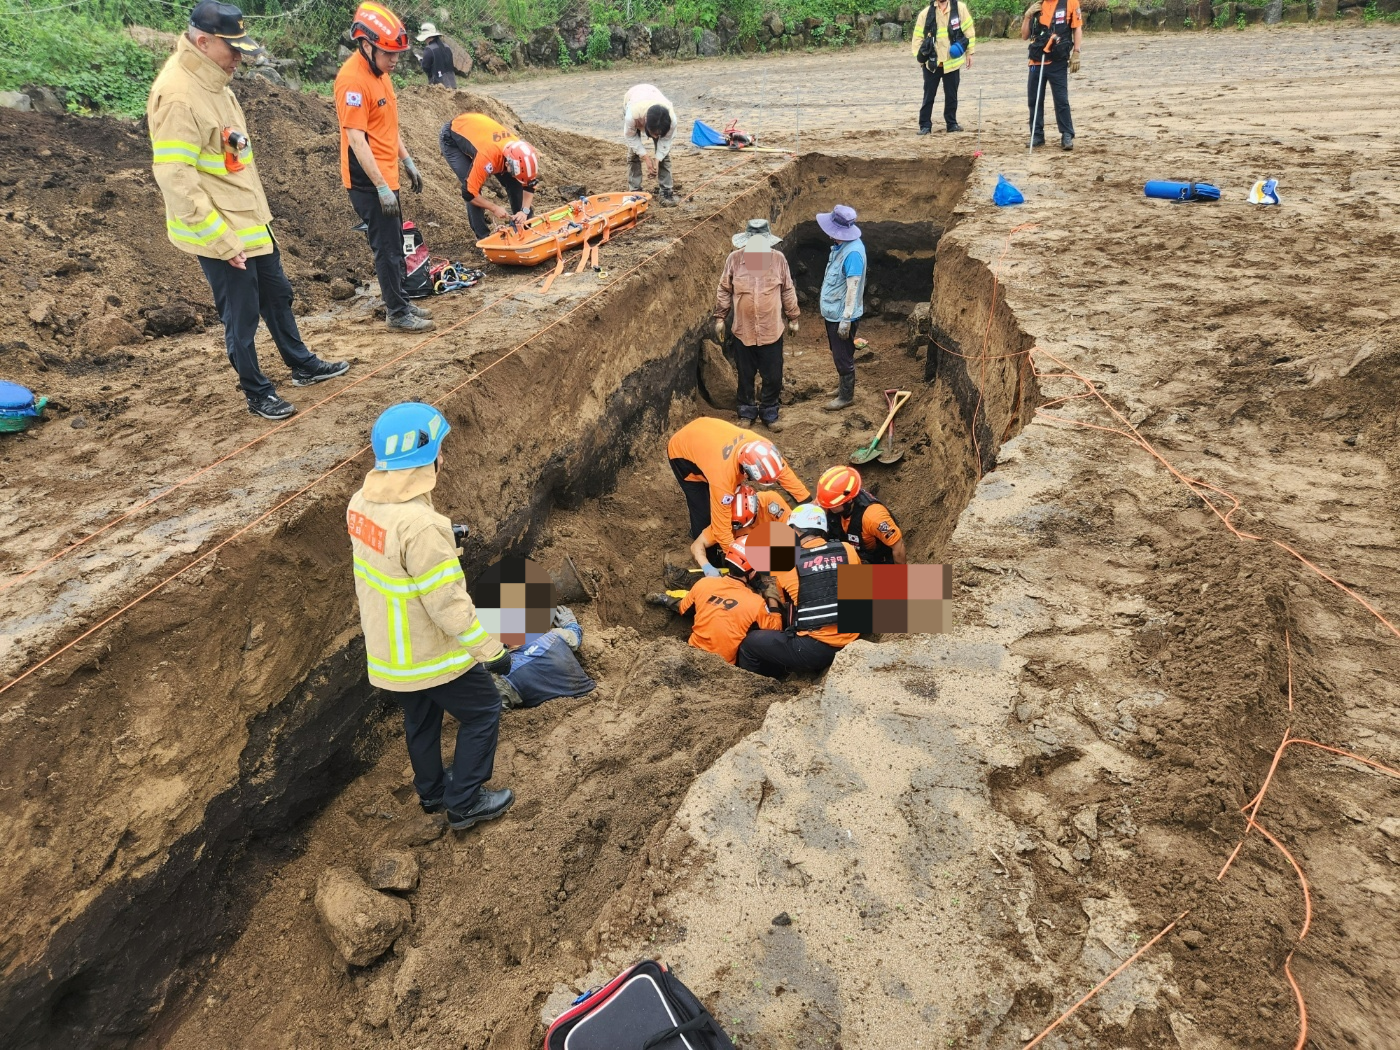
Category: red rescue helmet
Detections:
[
  {"x1": 736, "y1": 439, "x2": 783, "y2": 486},
  {"x1": 816, "y1": 465, "x2": 861, "y2": 509},
  {"x1": 351, "y1": 2, "x2": 410, "y2": 52},
  {"x1": 503, "y1": 140, "x2": 540, "y2": 186},
  {"x1": 725, "y1": 536, "x2": 755, "y2": 577},
  {"x1": 731, "y1": 484, "x2": 759, "y2": 531}
]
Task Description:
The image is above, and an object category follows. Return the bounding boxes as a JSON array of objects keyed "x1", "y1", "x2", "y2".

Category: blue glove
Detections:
[
  {"x1": 702, "y1": 563, "x2": 720, "y2": 578},
  {"x1": 377, "y1": 184, "x2": 400, "y2": 218}
]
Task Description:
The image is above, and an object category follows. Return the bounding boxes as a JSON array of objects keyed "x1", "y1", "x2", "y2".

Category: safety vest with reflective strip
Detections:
[
  {"x1": 146, "y1": 34, "x2": 277, "y2": 260},
  {"x1": 347, "y1": 486, "x2": 506, "y2": 692}
]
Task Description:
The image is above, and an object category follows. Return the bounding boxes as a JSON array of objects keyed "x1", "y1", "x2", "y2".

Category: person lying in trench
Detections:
[{"x1": 490, "y1": 605, "x2": 596, "y2": 709}]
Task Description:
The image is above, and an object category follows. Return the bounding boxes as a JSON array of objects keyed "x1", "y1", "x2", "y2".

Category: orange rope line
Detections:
[
  {"x1": 0, "y1": 155, "x2": 765, "y2": 600},
  {"x1": 0, "y1": 157, "x2": 771, "y2": 698},
  {"x1": 1019, "y1": 342, "x2": 1400, "y2": 1046},
  {"x1": 1030, "y1": 346, "x2": 1400, "y2": 642},
  {"x1": 1023, "y1": 911, "x2": 1190, "y2": 1050}
]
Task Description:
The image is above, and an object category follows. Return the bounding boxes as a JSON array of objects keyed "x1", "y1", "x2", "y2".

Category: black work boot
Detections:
[
  {"x1": 247, "y1": 393, "x2": 296, "y2": 420},
  {"x1": 823, "y1": 372, "x2": 855, "y2": 411},
  {"x1": 659, "y1": 187, "x2": 677, "y2": 208},
  {"x1": 447, "y1": 787, "x2": 514, "y2": 830},
  {"x1": 291, "y1": 358, "x2": 350, "y2": 386},
  {"x1": 1061, "y1": 132, "x2": 1074, "y2": 151}
]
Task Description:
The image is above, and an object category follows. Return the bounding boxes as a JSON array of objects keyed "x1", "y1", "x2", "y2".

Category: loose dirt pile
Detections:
[{"x1": 3, "y1": 25, "x2": 1399, "y2": 1050}]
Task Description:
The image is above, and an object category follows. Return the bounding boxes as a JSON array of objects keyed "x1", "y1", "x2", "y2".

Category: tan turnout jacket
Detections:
[
  {"x1": 146, "y1": 35, "x2": 275, "y2": 260},
  {"x1": 347, "y1": 467, "x2": 505, "y2": 692}
]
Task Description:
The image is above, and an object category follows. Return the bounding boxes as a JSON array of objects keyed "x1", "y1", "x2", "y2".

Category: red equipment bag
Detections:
[{"x1": 544, "y1": 959, "x2": 734, "y2": 1050}]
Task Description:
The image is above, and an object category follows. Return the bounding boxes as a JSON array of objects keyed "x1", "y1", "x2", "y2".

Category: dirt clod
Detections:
[
  {"x1": 314, "y1": 868, "x2": 411, "y2": 967},
  {"x1": 366, "y1": 850, "x2": 420, "y2": 893},
  {"x1": 75, "y1": 315, "x2": 142, "y2": 352},
  {"x1": 329, "y1": 277, "x2": 355, "y2": 300}
]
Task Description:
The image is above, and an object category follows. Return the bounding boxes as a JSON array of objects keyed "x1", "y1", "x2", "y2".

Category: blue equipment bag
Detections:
[{"x1": 1144, "y1": 180, "x2": 1222, "y2": 202}]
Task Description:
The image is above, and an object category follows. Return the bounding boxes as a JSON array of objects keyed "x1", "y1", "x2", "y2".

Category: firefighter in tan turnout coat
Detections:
[{"x1": 347, "y1": 401, "x2": 515, "y2": 830}]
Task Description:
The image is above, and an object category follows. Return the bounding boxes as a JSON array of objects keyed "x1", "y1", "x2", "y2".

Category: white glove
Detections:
[
  {"x1": 838, "y1": 319, "x2": 852, "y2": 339},
  {"x1": 787, "y1": 319, "x2": 799, "y2": 336}
]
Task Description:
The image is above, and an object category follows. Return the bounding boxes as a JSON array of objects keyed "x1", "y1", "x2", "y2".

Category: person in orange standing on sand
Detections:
[{"x1": 333, "y1": 2, "x2": 435, "y2": 334}]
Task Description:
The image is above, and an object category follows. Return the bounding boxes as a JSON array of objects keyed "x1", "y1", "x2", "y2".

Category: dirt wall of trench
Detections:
[{"x1": 0, "y1": 151, "x2": 976, "y2": 1048}]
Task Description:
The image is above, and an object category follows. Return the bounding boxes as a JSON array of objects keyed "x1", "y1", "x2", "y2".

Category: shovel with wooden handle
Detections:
[{"x1": 851, "y1": 389, "x2": 911, "y2": 465}]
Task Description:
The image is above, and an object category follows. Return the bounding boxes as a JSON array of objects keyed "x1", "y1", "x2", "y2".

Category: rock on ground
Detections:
[
  {"x1": 314, "y1": 867, "x2": 411, "y2": 966},
  {"x1": 76, "y1": 316, "x2": 143, "y2": 353},
  {"x1": 367, "y1": 850, "x2": 420, "y2": 893}
]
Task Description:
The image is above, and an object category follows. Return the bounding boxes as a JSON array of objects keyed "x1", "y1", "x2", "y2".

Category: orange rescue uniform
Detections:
[
  {"x1": 679, "y1": 576, "x2": 783, "y2": 664},
  {"x1": 832, "y1": 498, "x2": 903, "y2": 560},
  {"x1": 698, "y1": 490, "x2": 791, "y2": 549},
  {"x1": 334, "y1": 51, "x2": 400, "y2": 191},
  {"x1": 773, "y1": 536, "x2": 863, "y2": 648},
  {"x1": 448, "y1": 113, "x2": 521, "y2": 198},
  {"x1": 667, "y1": 417, "x2": 810, "y2": 553},
  {"x1": 1028, "y1": 0, "x2": 1081, "y2": 65}
]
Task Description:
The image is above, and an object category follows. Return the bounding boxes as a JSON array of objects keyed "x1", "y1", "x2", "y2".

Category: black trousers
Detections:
[
  {"x1": 737, "y1": 630, "x2": 839, "y2": 679},
  {"x1": 669, "y1": 456, "x2": 713, "y2": 540},
  {"x1": 398, "y1": 663, "x2": 502, "y2": 813},
  {"x1": 197, "y1": 243, "x2": 316, "y2": 403},
  {"x1": 439, "y1": 123, "x2": 527, "y2": 240},
  {"x1": 348, "y1": 185, "x2": 409, "y2": 318},
  {"x1": 734, "y1": 335, "x2": 783, "y2": 418},
  {"x1": 1028, "y1": 60, "x2": 1074, "y2": 140},
  {"x1": 824, "y1": 318, "x2": 861, "y2": 376},
  {"x1": 919, "y1": 65, "x2": 961, "y2": 131}
]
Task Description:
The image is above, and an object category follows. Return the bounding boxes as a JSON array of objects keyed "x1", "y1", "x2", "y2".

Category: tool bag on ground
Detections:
[
  {"x1": 401, "y1": 220, "x2": 434, "y2": 299},
  {"x1": 544, "y1": 959, "x2": 734, "y2": 1050}
]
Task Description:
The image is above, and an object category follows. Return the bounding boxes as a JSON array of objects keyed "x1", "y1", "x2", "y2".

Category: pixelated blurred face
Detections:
[
  {"x1": 739, "y1": 247, "x2": 772, "y2": 272},
  {"x1": 469, "y1": 556, "x2": 557, "y2": 648},
  {"x1": 745, "y1": 520, "x2": 795, "y2": 573},
  {"x1": 836, "y1": 564, "x2": 953, "y2": 635}
]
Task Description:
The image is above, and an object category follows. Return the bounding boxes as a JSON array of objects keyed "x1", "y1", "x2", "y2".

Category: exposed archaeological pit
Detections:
[{"x1": 1, "y1": 148, "x2": 1040, "y2": 1049}]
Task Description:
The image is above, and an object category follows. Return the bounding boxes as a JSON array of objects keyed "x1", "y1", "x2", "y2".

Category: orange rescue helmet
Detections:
[
  {"x1": 351, "y1": 2, "x2": 410, "y2": 52},
  {"x1": 736, "y1": 439, "x2": 783, "y2": 486},
  {"x1": 725, "y1": 536, "x2": 755, "y2": 577},
  {"x1": 730, "y1": 484, "x2": 759, "y2": 531},
  {"x1": 503, "y1": 140, "x2": 540, "y2": 186},
  {"x1": 816, "y1": 465, "x2": 861, "y2": 509}
]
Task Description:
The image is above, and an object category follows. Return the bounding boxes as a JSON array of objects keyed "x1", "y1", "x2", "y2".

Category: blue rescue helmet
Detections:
[
  {"x1": 371, "y1": 402, "x2": 450, "y2": 470},
  {"x1": 949, "y1": 41, "x2": 965, "y2": 59}
]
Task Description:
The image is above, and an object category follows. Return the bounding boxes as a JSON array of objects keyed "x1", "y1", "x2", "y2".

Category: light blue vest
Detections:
[{"x1": 820, "y1": 239, "x2": 867, "y2": 322}]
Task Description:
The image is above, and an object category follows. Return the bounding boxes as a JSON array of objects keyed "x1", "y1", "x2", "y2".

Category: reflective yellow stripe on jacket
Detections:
[
  {"x1": 151, "y1": 138, "x2": 256, "y2": 176},
  {"x1": 167, "y1": 211, "x2": 231, "y2": 248},
  {"x1": 355, "y1": 555, "x2": 489, "y2": 681}
]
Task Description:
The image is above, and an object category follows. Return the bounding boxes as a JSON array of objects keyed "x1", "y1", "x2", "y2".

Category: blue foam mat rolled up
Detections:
[{"x1": 1145, "y1": 180, "x2": 1222, "y2": 202}]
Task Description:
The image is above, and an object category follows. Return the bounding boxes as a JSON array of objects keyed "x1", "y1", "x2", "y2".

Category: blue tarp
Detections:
[{"x1": 691, "y1": 119, "x2": 728, "y2": 147}]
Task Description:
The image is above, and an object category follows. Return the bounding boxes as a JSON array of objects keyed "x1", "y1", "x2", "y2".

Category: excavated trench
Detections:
[{"x1": 1, "y1": 152, "x2": 1038, "y2": 1048}]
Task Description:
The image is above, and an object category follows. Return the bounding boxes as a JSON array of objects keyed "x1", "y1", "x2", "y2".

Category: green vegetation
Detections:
[{"x1": 0, "y1": 12, "x2": 156, "y2": 116}]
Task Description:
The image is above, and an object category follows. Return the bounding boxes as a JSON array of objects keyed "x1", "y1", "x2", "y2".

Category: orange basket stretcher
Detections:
[{"x1": 475, "y1": 192, "x2": 651, "y2": 267}]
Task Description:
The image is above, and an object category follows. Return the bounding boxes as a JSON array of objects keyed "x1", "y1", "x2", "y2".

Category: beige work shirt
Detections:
[{"x1": 714, "y1": 248, "x2": 800, "y2": 348}]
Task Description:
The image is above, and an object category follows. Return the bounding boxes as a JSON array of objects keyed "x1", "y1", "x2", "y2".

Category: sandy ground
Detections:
[
  {"x1": 1, "y1": 21, "x2": 1398, "y2": 1050},
  {"x1": 498, "y1": 24, "x2": 1400, "y2": 1050}
]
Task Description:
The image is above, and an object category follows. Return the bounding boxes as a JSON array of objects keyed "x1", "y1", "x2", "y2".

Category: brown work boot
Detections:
[{"x1": 823, "y1": 372, "x2": 855, "y2": 411}]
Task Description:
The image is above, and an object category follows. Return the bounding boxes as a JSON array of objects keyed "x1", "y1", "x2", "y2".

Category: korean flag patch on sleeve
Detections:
[{"x1": 345, "y1": 90, "x2": 363, "y2": 107}]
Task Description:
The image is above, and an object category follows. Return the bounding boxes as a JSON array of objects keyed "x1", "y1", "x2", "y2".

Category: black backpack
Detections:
[{"x1": 544, "y1": 959, "x2": 734, "y2": 1050}]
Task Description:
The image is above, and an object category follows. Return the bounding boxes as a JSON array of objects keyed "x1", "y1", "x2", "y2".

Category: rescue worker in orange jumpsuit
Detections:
[
  {"x1": 650, "y1": 538, "x2": 783, "y2": 665},
  {"x1": 688, "y1": 483, "x2": 791, "y2": 572},
  {"x1": 666, "y1": 417, "x2": 810, "y2": 566},
  {"x1": 737, "y1": 503, "x2": 862, "y2": 678},
  {"x1": 815, "y1": 466, "x2": 907, "y2": 564}
]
